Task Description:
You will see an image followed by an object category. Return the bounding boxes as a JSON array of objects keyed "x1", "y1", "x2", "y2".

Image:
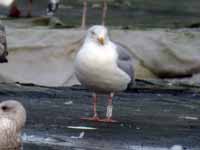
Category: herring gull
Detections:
[
  {"x1": 47, "y1": 0, "x2": 60, "y2": 16},
  {"x1": 0, "y1": 0, "x2": 11, "y2": 63},
  {"x1": 0, "y1": 100, "x2": 26, "y2": 149},
  {"x1": 74, "y1": 25, "x2": 135, "y2": 122},
  {"x1": 8, "y1": 0, "x2": 33, "y2": 17}
]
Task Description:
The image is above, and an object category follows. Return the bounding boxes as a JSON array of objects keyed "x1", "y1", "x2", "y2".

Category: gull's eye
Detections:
[
  {"x1": 91, "y1": 31, "x2": 95, "y2": 35},
  {"x1": 1, "y1": 106, "x2": 9, "y2": 111}
]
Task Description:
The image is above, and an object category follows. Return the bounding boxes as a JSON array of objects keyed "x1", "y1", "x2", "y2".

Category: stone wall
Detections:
[{"x1": 0, "y1": 27, "x2": 199, "y2": 86}]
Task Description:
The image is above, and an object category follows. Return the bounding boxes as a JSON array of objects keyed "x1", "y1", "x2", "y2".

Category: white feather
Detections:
[{"x1": 0, "y1": 0, "x2": 14, "y2": 7}]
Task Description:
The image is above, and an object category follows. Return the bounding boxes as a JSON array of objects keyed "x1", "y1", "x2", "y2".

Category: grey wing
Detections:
[{"x1": 115, "y1": 42, "x2": 135, "y2": 82}]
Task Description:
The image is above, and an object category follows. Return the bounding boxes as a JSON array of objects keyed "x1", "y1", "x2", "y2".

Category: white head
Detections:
[
  {"x1": 0, "y1": 100, "x2": 26, "y2": 133},
  {"x1": 0, "y1": 0, "x2": 14, "y2": 7},
  {"x1": 85, "y1": 25, "x2": 110, "y2": 46},
  {"x1": 50, "y1": 0, "x2": 60, "y2": 3}
]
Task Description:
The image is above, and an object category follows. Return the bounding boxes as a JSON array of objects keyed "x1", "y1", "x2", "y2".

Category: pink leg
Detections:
[
  {"x1": 81, "y1": 93, "x2": 100, "y2": 121},
  {"x1": 100, "y1": 92, "x2": 117, "y2": 123},
  {"x1": 9, "y1": 0, "x2": 21, "y2": 17}
]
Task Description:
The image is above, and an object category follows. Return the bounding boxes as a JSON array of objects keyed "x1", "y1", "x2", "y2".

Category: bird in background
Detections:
[
  {"x1": 0, "y1": 0, "x2": 14, "y2": 7},
  {"x1": 0, "y1": 1, "x2": 10, "y2": 63},
  {"x1": 74, "y1": 25, "x2": 135, "y2": 122},
  {"x1": 0, "y1": 100, "x2": 26, "y2": 149},
  {"x1": 47, "y1": 0, "x2": 60, "y2": 17},
  {"x1": 8, "y1": 0, "x2": 33, "y2": 17}
]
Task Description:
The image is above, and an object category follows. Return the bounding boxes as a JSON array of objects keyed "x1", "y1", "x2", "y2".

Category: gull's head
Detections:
[
  {"x1": 0, "y1": 0, "x2": 14, "y2": 7},
  {"x1": 85, "y1": 25, "x2": 109, "y2": 46},
  {"x1": 50, "y1": 0, "x2": 60, "y2": 4},
  {"x1": 0, "y1": 100, "x2": 26, "y2": 132}
]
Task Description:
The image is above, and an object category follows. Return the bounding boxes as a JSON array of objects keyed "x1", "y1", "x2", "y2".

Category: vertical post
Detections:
[
  {"x1": 81, "y1": 0, "x2": 88, "y2": 29},
  {"x1": 102, "y1": 0, "x2": 108, "y2": 25},
  {"x1": 27, "y1": 0, "x2": 33, "y2": 17}
]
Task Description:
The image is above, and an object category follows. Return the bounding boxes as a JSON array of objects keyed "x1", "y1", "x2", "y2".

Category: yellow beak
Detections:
[{"x1": 98, "y1": 37, "x2": 105, "y2": 45}]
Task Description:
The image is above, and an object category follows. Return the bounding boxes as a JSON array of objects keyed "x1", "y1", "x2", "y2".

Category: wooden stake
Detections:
[
  {"x1": 81, "y1": 0, "x2": 88, "y2": 29},
  {"x1": 102, "y1": 0, "x2": 108, "y2": 25},
  {"x1": 27, "y1": 0, "x2": 33, "y2": 17}
]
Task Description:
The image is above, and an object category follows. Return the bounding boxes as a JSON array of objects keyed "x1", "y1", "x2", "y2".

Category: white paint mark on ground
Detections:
[
  {"x1": 130, "y1": 145, "x2": 185, "y2": 150},
  {"x1": 70, "y1": 131, "x2": 85, "y2": 139},
  {"x1": 179, "y1": 116, "x2": 199, "y2": 120},
  {"x1": 64, "y1": 101, "x2": 73, "y2": 105},
  {"x1": 170, "y1": 145, "x2": 183, "y2": 150},
  {"x1": 22, "y1": 133, "x2": 198, "y2": 150},
  {"x1": 67, "y1": 126, "x2": 97, "y2": 130}
]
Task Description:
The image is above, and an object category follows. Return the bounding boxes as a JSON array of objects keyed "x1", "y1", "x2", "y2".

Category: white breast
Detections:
[
  {"x1": 0, "y1": 117, "x2": 20, "y2": 149},
  {"x1": 77, "y1": 42, "x2": 117, "y2": 67},
  {"x1": 74, "y1": 41, "x2": 131, "y2": 92}
]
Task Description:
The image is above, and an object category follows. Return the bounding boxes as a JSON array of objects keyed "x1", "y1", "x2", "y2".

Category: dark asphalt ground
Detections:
[{"x1": 0, "y1": 82, "x2": 199, "y2": 149}]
